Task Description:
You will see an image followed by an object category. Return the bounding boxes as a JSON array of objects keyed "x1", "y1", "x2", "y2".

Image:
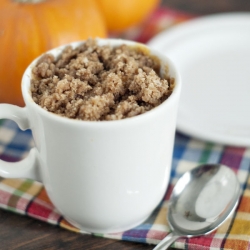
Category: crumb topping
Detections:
[{"x1": 31, "y1": 39, "x2": 174, "y2": 121}]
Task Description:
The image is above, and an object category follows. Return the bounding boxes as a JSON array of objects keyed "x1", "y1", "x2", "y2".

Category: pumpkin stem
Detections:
[{"x1": 13, "y1": 0, "x2": 45, "y2": 3}]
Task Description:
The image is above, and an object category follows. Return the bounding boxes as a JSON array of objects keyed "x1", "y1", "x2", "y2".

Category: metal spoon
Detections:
[{"x1": 153, "y1": 164, "x2": 241, "y2": 250}]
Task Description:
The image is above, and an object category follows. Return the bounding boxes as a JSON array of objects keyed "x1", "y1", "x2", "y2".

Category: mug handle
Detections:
[{"x1": 0, "y1": 104, "x2": 41, "y2": 181}]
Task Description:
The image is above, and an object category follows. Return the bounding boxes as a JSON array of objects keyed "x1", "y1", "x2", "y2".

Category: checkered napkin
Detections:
[{"x1": 1, "y1": 8, "x2": 250, "y2": 250}]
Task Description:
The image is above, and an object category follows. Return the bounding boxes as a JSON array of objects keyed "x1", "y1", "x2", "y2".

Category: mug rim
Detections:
[{"x1": 21, "y1": 38, "x2": 181, "y2": 127}]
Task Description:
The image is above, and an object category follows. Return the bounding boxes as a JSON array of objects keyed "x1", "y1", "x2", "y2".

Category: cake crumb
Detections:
[{"x1": 31, "y1": 39, "x2": 174, "y2": 121}]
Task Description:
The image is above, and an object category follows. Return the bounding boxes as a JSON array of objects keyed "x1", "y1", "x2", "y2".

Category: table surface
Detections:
[{"x1": 1, "y1": 1, "x2": 250, "y2": 249}]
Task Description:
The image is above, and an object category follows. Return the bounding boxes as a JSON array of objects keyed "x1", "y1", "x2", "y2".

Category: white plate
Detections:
[{"x1": 148, "y1": 13, "x2": 250, "y2": 147}]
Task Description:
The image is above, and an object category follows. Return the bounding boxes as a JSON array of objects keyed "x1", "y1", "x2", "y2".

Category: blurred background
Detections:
[{"x1": 161, "y1": 0, "x2": 250, "y2": 14}]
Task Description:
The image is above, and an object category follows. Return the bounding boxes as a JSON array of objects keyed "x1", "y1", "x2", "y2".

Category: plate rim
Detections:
[{"x1": 147, "y1": 12, "x2": 250, "y2": 147}]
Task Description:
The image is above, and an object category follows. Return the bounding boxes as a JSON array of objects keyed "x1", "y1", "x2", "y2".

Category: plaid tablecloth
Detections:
[{"x1": 1, "y1": 7, "x2": 250, "y2": 250}]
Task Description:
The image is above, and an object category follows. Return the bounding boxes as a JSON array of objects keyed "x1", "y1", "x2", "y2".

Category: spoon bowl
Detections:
[{"x1": 153, "y1": 164, "x2": 241, "y2": 250}]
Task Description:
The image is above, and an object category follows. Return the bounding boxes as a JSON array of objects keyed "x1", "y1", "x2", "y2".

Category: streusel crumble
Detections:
[{"x1": 31, "y1": 39, "x2": 174, "y2": 121}]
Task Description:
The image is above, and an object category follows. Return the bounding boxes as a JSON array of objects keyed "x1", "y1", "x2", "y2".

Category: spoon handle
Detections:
[{"x1": 153, "y1": 232, "x2": 180, "y2": 250}]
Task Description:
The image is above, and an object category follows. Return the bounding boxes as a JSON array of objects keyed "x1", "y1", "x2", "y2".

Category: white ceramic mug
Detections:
[{"x1": 0, "y1": 39, "x2": 181, "y2": 233}]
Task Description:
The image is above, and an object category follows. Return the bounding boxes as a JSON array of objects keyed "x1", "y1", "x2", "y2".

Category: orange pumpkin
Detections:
[
  {"x1": 96, "y1": 0, "x2": 160, "y2": 32},
  {"x1": 0, "y1": 0, "x2": 107, "y2": 106}
]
